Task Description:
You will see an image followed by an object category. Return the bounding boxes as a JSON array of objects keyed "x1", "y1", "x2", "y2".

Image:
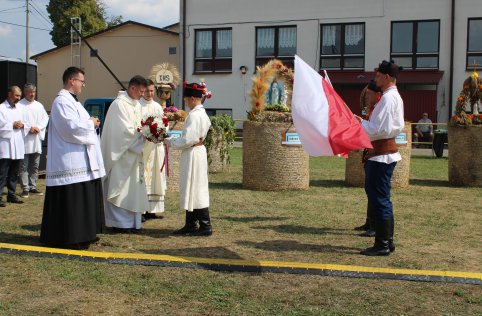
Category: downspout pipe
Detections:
[
  {"x1": 181, "y1": 0, "x2": 187, "y2": 110},
  {"x1": 448, "y1": 0, "x2": 455, "y2": 121}
]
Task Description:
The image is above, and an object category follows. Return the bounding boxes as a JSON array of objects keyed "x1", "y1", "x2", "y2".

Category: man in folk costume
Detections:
[
  {"x1": 354, "y1": 80, "x2": 381, "y2": 238},
  {"x1": 18, "y1": 83, "x2": 49, "y2": 198},
  {"x1": 164, "y1": 81, "x2": 212, "y2": 236},
  {"x1": 40, "y1": 67, "x2": 105, "y2": 249},
  {"x1": 0, "y1": 86, "x2": 30, "y2": 206},
  {"x1": 101, "y1": 76, "x2": 150, "y2": 233},
  {"x1": 140, "y1": 79, "x2": 167, "y2": 220},
  {"x1": 356, "y1": 60, "x2": 404, "y2": 256}
]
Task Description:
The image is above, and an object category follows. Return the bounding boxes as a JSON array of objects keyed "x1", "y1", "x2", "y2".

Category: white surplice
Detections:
[
  {"x1": 45, "y1": 89, "x2": 105, "y2": 186},
  {"x1": 165, "y1": 105, "x2": 211, "y2": 212},
  {"x1": 101, "y1": 91, "x2": 150, "y2": 229},
  {"x1": 0, "y1": 100, "x2": 30, "y2": 160},
  {"x1": 18, "y1": 98, "x2": 49, "y2": 154},
  {"x1": 140, "y1": 98, "x2": 167, "y2": 213}
]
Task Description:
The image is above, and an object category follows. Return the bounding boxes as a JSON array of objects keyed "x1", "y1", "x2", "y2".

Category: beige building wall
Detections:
[{"x1": 33, "y1": 22, "x2": 180, "y2": 111}]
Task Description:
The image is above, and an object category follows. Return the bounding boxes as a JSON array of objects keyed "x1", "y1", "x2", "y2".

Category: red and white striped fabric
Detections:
[{"x1": 292, "y1": 55, "x2": 372, "y2": 157}]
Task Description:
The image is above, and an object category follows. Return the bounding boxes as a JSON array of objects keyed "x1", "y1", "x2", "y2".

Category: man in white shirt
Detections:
[
  {"x1": 18, "y1": 83, "x2": 49, "y2": 198},
  {"x1": 140, "y1": 79, "x2": 167, "y2": 221},
  {"x1": 165, "y1": 82, "x2": 212, "y2": 236},
  {"x1": 356, "y1": 60, "x2": 404, "y2": 256},
  {"x1": 0, "y1": 86, "x2": 30, "y2": 206},
  {"x1": 101, "y1": 76, "x2": 150, "y2": 233}
]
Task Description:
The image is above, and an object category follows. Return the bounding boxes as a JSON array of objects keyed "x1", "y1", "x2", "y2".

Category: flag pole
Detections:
[{"x1": 322, "y1": 70, "x2": 355, "y2": 115}]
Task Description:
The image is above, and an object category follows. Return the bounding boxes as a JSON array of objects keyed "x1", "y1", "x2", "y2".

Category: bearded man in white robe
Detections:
[
  {"x1": 140, "y1": 79, "x2": 167, "y2": 220},
  {"x1": 164, "y1": 82, "x2": 212, "y2": 236},
  {"x1": 101, "y1": 76, "x2": 150, "y2": 233}
]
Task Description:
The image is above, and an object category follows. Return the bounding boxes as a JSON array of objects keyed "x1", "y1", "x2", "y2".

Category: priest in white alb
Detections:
[
  {"x1": 140, "y1": 79, "x2": 167, "y2": 220},
  {"x1": 101, "y1": 76, "x2": 150, "y2": 233}
]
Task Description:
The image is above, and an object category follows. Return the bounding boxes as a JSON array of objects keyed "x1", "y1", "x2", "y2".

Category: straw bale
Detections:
[
  {"x1": 448, "y1": 125, "x2": 482, "y2": 187},
  {"x1": 345, "y1": 122, "x2": 412, "y2": 188},
  {"x1": 208, "y1": 131, "x2": 227, "y2": 173},
  {"x1": 242, "y1": 121, "x2": 309, "y2": 191}
]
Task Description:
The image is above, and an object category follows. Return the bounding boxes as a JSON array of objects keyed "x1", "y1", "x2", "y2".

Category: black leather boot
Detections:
[
  {"x1": 361, "y1": 219, "x2": 390, "y2": 256},
  {"x1": 388, "y1": 216, "x2": 395, "y2": 252},
  {"x1": 173, "y1": 210, "x2": 198, "y2": 235},
  {"x1": 191, "y1": 208, "x2": 212, "y2": 236},
  {"x1": 359, "y1": 203, "x2": 375, "y2": 237}
]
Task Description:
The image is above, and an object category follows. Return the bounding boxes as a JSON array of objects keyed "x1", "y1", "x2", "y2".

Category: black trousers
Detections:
[{"x1": 0, "y1": 158, "x2": 21, "y2": 199}]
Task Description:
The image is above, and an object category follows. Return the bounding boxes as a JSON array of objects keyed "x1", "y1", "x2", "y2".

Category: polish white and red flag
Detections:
[{"x1": 292, "y1": 55, "x2": 372, "y2": 157}]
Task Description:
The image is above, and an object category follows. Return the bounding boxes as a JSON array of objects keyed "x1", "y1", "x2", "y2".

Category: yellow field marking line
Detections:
[{"x1": 1, "y1": 242, "x2": 481, "y2": 282}]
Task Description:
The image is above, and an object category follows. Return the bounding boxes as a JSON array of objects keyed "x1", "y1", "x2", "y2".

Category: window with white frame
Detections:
[
  {"x1": 320, "y1": 23, "x2": 365, "y2": 70},
  {"x1": 467, "y1": 18, "x2": 482, "y2": 70},
  {"x1": 256, "y1": 26, "x2": 297, "y2": 68},
  {"x1": 194, "y1": 28, "x2": 232, "y2": 73},
  {"x1": 391, "y1": 20, "x2": 440, "y2": 69}
]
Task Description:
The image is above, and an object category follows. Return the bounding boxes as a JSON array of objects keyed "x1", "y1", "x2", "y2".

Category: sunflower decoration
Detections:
[
  {"x1": 452, "y1": 70, "x2": 482, "y2": 125},
  {"x1": 248, "y1": 59, "x2": 294, "y2": 122}
]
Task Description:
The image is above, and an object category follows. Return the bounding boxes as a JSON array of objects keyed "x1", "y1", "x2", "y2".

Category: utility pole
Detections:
[{"x1": 25, "y1": 0, "x2": 30, "y2": 82}]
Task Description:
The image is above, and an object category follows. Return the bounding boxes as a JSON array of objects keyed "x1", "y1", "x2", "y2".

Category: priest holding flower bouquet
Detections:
[{"x1": 164, "y1": 81, "x2": 212, "y2": 236}]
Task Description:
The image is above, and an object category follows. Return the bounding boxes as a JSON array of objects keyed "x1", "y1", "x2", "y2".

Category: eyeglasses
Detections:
[{"x1": 73, "y1": 78, "x2": 85, "y2": 86}]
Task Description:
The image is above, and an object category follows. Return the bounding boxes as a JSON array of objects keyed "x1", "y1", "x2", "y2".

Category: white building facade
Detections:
[{"x1": 180, "y1": 0, "x2": 482, "y2": 125}]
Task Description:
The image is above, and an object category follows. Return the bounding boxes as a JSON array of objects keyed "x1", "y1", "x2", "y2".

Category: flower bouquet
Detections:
[
  {"x1": 164, "y1": 105, "x2": 187, "y2": 122},
  {"x1": 137, "y1": 113, "x2": 170, "y2": 143}
]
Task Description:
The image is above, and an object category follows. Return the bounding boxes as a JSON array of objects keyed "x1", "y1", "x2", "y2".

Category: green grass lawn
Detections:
[{"x1": 0, "y1": 149, "x2": 481, "y2": 315}]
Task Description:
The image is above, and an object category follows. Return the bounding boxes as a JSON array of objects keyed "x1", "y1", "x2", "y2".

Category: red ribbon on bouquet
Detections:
[{"x1": 160, "y1": 143, "x2": 169, "y2": 177}]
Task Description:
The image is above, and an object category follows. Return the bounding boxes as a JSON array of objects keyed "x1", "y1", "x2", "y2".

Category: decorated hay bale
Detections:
[
  {"x1": 242, "y1": 121, "x2": 309, "y2": 191},
  {"x1": 345, "y1": 122, "x2": 412, "y2": 188},
  {"x1": 166, "y1": 121, "x2": 183, "y2": 192},
  {"x1": 448, "y1": 125, "x2": 482, "y2": 187}
]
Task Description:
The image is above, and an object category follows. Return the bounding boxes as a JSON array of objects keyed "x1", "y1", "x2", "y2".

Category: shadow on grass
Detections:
[
  {"x1": 209, "y1": 182, "x2": 243, "y2": 190},
  {"x1": 142, "y1": 246, "x2": 244, "y2": 259},
  {"x1": 21, "y1": 224, "x2": 41, "y2": 232},
  {"x1": 236, "y1": 239, "x2": 359, "y2": 254},
  {"x1": 253, "y1": 224, "x2": 349, "y2": 236},
  {"x1": 309, "y1": 179, "x2": 346, "y2": 188},
  {"x1": 219, "y1": 215, "x2": 290, "y2": 223},
  {"x1": 0, "y1": 231, "x2": 42, "y2": 246},
  {"x1": 409, "y1": 179, "x2": 450, "y2": 187}
]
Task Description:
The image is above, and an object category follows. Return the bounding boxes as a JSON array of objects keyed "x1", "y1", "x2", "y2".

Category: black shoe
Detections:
[
  {"x1": 172, "y1": 225, "x2": 198, "y2": 235},
  {"x1": 7, "y1": 196, "x2": 24, "y2": 204},
  {"x1": 29, "y1": 188, "x2": 43, "y2": 196},
  {"x1": 354, "y1": 223, "x2": 369, "y2": 231},
  {"x1": 144, "y1": 213, "x2": 162, "y2": 220},
  {"x1": 109, "y1": 227, "x2": 132, "y2": 234},
  {"x1": 360, "y1": 241, "x2": 390, "y2": 256},
  {"x1": 359, "y1": 229, "x2": 376, "y2": 237},
  {"x1": 388, "y1": 238, "x2": 395, "y2": 252},
  {"x1": 173, "y1": 210, "x2": 198, "y2": 235},
  {"x1": 0, "y1": 200, "x2": 5, "y2": 207},
  {"x1": 190, "y1": 227, "x2": 213, "y2": 236}
]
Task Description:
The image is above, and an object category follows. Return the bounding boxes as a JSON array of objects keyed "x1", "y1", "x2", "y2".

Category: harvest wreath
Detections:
[{"x1": 247, "y1": 59, "x2": 294, "y2": 123}]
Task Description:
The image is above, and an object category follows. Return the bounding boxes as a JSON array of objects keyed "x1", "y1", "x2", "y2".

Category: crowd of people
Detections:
[
  {"x1": 1, "y1": 67, "x2": 212, "y2": 250},
  {"x1": 2, "y1": 59, "x2": 405, "y2": 257}
]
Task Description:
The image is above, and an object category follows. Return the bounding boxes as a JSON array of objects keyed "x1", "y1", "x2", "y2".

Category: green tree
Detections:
[{"x1": 47, "y1": 0, "x2": 122, "y2": 47}]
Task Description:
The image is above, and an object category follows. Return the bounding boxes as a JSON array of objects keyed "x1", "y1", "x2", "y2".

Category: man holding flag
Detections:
[
  {"x1": 357, "y1": 60, "x2": 404, "y2": 256},
  {"x1": 292, "y1": 56, "x2": 403, "y2": 256}
]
